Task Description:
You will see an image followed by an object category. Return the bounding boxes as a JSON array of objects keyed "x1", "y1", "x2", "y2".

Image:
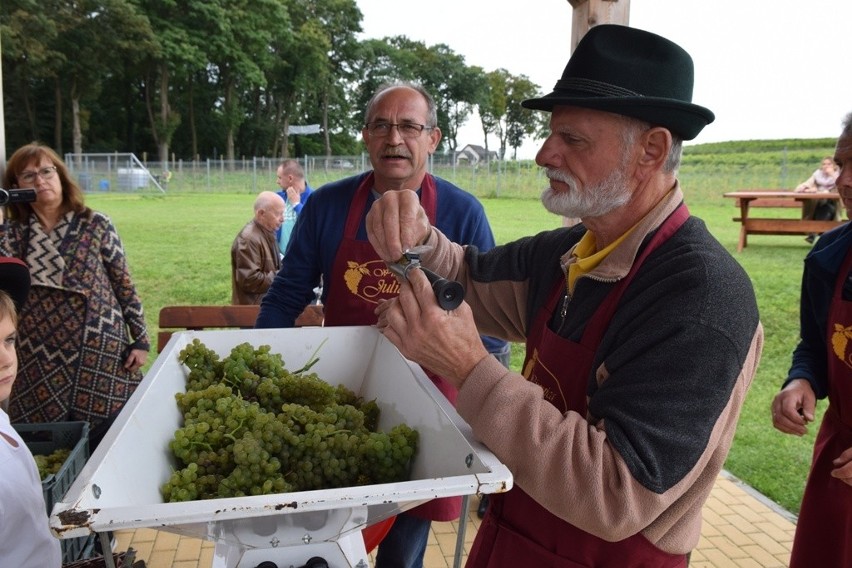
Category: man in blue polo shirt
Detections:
[
  {"x1": 274, "y1": 158, "x2": 312, "y2": 257},
  {"x1": 257, "y1": 81, "x2": 509, "y2": 568}
]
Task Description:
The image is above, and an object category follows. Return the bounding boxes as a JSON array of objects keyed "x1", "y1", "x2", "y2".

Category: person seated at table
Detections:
[{"x1": 795, "y1": 157, "x2": 840, "y2": 242}]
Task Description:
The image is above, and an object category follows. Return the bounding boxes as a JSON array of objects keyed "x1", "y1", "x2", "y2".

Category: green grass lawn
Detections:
[{"x1": 86, "y1": 182, "x2": 825, "y2": 517}]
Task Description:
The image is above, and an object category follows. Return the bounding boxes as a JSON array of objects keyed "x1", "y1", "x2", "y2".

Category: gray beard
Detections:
[{"x1": 540, "y1": 166, "x2": 632, "y2": 218}]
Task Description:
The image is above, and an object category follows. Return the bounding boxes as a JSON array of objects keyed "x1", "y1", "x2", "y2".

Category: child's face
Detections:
[{"x1": 0, "y1": 315, "x2": 18, "y2": 403}]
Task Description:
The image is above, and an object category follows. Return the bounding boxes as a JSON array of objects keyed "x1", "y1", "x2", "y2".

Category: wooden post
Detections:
[
  {"x1": 560, "y1": 0, "x2": 631, "y2": 227},
  {"x1": 567, "y1": 0, "x2": 631, "y2": 48}
]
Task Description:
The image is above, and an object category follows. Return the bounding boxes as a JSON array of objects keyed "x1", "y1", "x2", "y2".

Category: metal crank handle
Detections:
[{"x1": 419, "y1": 266, "x2": 465, "y2": 310}]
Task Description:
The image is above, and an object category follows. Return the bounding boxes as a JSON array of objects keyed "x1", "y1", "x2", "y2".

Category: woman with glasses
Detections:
[{"x1": 0, "y1": 142, "x2": 150, "y2": 451}]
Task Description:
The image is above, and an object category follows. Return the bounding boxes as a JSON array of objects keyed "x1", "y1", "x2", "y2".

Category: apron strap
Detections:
[
  {"x1": 581, "y1": 203, "x2": 689, "y2": 348},
  {"x1": 343, "y1": 172, "x2": 438, "y2": 239}
]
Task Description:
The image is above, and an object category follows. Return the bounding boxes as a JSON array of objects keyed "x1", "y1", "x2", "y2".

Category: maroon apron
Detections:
[
  {"x1": 788, "y1": 245, "x2": 852, "y2": 567},
  {"x1": 469, "y1": 205, "x2": 690, "y2": 568},
  {"x1": 323, "y1": 172, "x2": 461, "y2": 521}
]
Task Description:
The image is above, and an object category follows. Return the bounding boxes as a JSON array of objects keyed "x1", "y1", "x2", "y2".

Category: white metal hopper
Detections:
[{"x1": 50, "y1": 326, "x2": 513, "y2": 568}]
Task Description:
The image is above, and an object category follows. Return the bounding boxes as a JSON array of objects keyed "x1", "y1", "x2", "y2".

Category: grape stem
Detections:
[
  {"x1": 293, "y1": 338, "x2": 328, "y2": 374},
  {"x1": 224, "y1": 418, "x2": 245, "y2": 442}
]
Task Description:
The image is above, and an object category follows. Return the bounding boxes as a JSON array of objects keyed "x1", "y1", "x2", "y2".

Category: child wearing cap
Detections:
[{"x1": 0, "y1": 257, "x2": 62, "y2": 567}]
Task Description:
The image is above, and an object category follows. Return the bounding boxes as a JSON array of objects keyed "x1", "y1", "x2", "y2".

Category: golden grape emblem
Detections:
[
  {"x1": 831, "y1": 323, "x2": 852, "y2": 369},
  {"x1": 344, "y1": 261, "x2": 371, "y2": 294}
]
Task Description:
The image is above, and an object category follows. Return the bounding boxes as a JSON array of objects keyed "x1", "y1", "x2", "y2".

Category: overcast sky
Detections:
[{"x1": 355, "y1": 0, "x2": 851, "y2": 158}]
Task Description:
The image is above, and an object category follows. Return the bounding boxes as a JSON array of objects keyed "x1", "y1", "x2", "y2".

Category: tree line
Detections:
[{"x1": 1, "y1": 0, "x2": 545, "y2": 163}]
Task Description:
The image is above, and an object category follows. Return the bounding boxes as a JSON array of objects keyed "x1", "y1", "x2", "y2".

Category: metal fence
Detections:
[
  {"x1": 65, "y1": 148, "x2": 834, "y2": 203},
  {"x1": 65, "y1": 153, "x2": 547, "y2": 199},
  {"x1": 65, "y1": 153, "x2": 167, "y2": 193}
]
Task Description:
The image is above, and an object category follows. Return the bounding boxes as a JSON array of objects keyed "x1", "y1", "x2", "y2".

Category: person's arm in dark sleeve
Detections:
[{"x1": 786, "y1": 261, "x2": 830, "y2": 398}]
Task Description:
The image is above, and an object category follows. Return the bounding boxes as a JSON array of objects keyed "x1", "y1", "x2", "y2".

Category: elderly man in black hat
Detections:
[{"x1": 365, "y1": 24, "x2": 763, "y2": 568}]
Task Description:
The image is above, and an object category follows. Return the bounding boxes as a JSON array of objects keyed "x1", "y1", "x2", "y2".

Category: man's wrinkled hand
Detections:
[
  {"x1": 771, "y1": 378, "x2": 816, "y2": 436},
  {"x1": 375, "y1": 268, "x2": 488, "y2": 389},
  {"x1": 366, "y1": 189, "x2": 431, "y2": 262}
]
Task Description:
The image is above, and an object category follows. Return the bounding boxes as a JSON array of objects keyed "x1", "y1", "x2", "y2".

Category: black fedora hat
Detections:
[
  {"x1": 0, "y1": 257, "x2": 30, "y2": 310},
  {"x1": 522, "y1": 24, "x2": 714, "y2": 140}
]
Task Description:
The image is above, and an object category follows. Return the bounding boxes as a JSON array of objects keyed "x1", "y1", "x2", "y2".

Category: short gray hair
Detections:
[
  {"x1": 365, "y1": 81, "x2": 438, "y2": 128},
  {"x1": 619, "y1": 117, "x2": 683, "y2": 174},
  {"x1": 665, "y1": 137, "x2": 684, "y2": 174}
]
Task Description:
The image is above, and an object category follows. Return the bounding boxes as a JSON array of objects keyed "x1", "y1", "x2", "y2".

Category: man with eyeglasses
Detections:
[{"x1": 256, "y1": 81, "x2": 509, "y2": 567}]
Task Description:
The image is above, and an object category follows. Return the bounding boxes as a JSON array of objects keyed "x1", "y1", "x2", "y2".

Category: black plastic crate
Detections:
[
  {"x1": 60, "y1": 549, "x2": 136, "y2": 568},
  {"x1": 13, "y1": 421, "x2": 94, "y2": 564}
]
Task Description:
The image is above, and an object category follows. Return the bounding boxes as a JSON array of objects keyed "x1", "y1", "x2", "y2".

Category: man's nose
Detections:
[
  {"x1": 535, "y1": 135, "x2": 563, "y2": 169},
  {"x1": 386, "y1": 124, "x2": 406, "y2": 143}
]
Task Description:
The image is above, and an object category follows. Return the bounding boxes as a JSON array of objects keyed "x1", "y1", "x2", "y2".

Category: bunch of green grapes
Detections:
[
  {"x1": 218, "y1": 432, "x2": 291, "y2": 498},
  {"x1": 33, "y1": 448, "x2": 72, "y2": 480},
  {"x1": 162, "y1": 462, "x2": 201, "y2": 502},
  {"x1": 357, "y1": 424, "x2": 419, "y2": 485},
  {"x1": 325, "y1": 402, "x2": 366, "y2": 431},
  {"x1": 175, "y1": 383, "x2": 233, "y2": 415},
  {"x1": 178, "y1": 339, "x2": 221, "y2": 375},
  {"x1": 255, "y1": 371, "x2": 338, "y2": 412},
  {"x1": 162, "y1": 340, "x2": 419, "y2": 502},
  {"x1": 219, "y1": 342, "x2": 296, "y2": 402},
  {"x1": 185, "y1": 367, "x2": 221, "y2": 392},
  {"x1": 220, "y1": 342, "x2": 262, "y2": 398}
]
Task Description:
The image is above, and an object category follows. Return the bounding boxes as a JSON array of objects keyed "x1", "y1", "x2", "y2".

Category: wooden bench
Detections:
[
  {"x1": 157, "y1": 305, "x2": 260, "y2": 352},
  {"x1": 724, "y1": 190, "x2": 844, "y2": 251},
  {"x1": 732, "y1": 196, "x2": 839, "y2": 238},
  {"x1": 157, "y1": 304, "x2": 325, "y2": 352},
  {"x1": 731, "y1": 196, "x2": 800, "y2": 216}
]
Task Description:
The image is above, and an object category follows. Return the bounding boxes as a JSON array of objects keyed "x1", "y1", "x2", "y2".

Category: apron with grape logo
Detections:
[
  {"x1": 325, "y1": 172, "x2": 460, "y2": 521},
  {"x1": 789, "y1": 243, "x2": 852, "y2": 567}
]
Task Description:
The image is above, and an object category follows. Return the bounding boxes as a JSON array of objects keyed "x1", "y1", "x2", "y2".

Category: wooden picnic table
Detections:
[{"x1": 723, "y1": 190, "x2": 844, "y2": 252}]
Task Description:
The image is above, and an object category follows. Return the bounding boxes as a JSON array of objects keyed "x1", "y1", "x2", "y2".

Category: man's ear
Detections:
[
  {"x1": 428, "y1": 127, "x2": 442, "y2": 154},
  {"x1": 637, "y1": 127, "x2": 672, "y2": 178}
]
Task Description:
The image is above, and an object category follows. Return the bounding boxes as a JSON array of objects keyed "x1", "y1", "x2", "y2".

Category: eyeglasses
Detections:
[
  {"x1": 17, "y1": 166, "x2": 57, "y2": 185},
  {"x1": 365, "y1": 122, "x2": 433, "y2": 139}
]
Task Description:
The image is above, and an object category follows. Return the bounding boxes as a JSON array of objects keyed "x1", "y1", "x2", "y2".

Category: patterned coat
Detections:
[{"x1": 0, "y1": 210, "x2": 149, "y2": 427}]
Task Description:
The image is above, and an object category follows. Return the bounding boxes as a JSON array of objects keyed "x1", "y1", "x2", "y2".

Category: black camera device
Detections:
[{"x1": 0, "y1": 188, "x2": 37, "y2": 205}]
